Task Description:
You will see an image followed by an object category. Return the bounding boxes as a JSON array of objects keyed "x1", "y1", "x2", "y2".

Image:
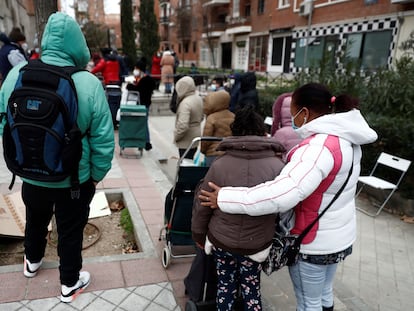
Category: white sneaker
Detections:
[
  {"x1": 23, "y1": 255, "x2": 43, "y2": 278},
  {"x1": 60, "y1": 271, "x2": 91, "y2": 303}
]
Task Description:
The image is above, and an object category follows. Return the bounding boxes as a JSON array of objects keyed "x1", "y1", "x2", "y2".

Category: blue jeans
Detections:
[{"x1": 288, "y1": 260, "x2": 337, "y2": 311}]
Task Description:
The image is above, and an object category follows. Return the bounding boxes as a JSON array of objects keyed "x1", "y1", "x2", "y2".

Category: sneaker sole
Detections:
[
  {"x1": 23, "y1": 257, "x2": 41, "y2": 278},
  {"x1": 60, "y1": 280, "x2": 90, "y2": 303}
]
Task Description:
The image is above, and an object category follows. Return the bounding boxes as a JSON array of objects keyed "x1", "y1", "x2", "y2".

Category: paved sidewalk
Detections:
[{"x1": 0, "y1": 108, "x2": 413, "y2": 310}]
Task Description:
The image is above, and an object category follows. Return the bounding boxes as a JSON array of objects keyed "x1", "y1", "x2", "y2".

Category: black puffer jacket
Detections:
[
  {"x1": 236, "y1": 71, "x2": 259, "y2": 110},
  {"x1": 192, "y1": 136, "x2": 285, "y2": 255}
]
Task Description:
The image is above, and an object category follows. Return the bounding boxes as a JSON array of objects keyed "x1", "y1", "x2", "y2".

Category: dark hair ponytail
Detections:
[
  {"x1": 292, "y1": 83, "x2": 359, "y2": 115},
  {"x1": 332, "y1": 94, "x2": 359, "y2": 113},
  {"x1": 231, "y1": 104, "x2": 266, "y2": 136}
]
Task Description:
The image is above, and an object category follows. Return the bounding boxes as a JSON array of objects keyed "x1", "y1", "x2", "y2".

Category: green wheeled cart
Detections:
[{"x1": 118, "y1": 104, "x2": 147, "y2": 158}]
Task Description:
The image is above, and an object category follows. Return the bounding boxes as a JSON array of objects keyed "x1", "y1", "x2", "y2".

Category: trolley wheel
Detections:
[
  {"x1": 138, "y1": 148, "x2": 143, "y2": 157},
  {"x1": 185, "y1": 299, "x2": 198, "y2": 311},
  {"x1": 120, "y1": 147, "x2": 124, "y2": 156},
  {"x1": 162, "y1": 246, "x2": 171, "y2": 268}
]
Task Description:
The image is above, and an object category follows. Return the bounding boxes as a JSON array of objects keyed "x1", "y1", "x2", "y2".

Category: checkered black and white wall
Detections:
[{"x1": 290, "y1": 17, "x2": 399, "y2": 73}]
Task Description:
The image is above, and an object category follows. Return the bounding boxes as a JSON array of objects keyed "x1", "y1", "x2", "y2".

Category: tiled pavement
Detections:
[{"x1": 0, "y1": 94, "x2": 413, "y2": 310}]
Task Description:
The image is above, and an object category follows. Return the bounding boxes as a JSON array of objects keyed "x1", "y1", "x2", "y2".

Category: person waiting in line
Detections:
[
  {"x1": 91, "y1": 48, "x2": 120, "y2": 86},
  {"x1": 199, "y1": 82, "x2": 378, "y2": 311},
  {"x1": 160, "y1": 49, "x2": 175, "y2": 94},
  {"x1": 0, "y1": 12, "x2": 114, "y2": 303},
  {"x1": 271, "y1": 92, "x2": 302, "y2": 159},
  {"x1": 200, "y1": 90, "x2": 235, "y2": 166},
  {"x1": 192, "y1": 105, "x2": 286, "y2": 310},
  {"x1": 174, "y1": 76, "x2": 204, "y2": 159},
  {"x1": 151, "y1": 51, "x2": 162, "y2": 89},
  {"x1": 209, "y1": 76, "x2": 225, "y2": 92},
  {"x1": 0, "y1": 28, "x2": 28, "y2": 84},
  {"x1": 126, "y1": 58, "x2": 156, "y2": 151}
]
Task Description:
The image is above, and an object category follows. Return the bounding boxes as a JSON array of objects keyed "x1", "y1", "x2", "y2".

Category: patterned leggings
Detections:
[{"x1": 213, "y1": 247, "x2": 262, "y2": 311}]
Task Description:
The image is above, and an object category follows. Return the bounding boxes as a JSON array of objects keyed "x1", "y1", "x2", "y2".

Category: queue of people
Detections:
[{"x1": 0, "y1": 16, "x2": 378, "y2": 309}]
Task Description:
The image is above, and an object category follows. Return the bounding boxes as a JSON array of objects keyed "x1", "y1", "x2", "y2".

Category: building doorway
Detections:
[{"x1": 221, "y1": 42, "x2": 232, "y2": 69}]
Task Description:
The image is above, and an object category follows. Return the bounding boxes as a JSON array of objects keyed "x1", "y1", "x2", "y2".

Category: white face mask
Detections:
[
  {"x1": 21, "y1": 42, "x2": 28, "y2": 51},
  {"x1": 210, "y1": 84, "x2": 217, "y2": 91},
  {"x1": 133, "y1": 69, "x2": 140, "y2": 77}
]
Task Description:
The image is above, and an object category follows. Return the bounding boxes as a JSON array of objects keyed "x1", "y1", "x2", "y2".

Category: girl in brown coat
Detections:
[
  {"x1": 201, "y1": 90, "x2": 235, "y2": 166},
  {"x1": 192, "y1": 105, "x2": 285, "y2": 310}
]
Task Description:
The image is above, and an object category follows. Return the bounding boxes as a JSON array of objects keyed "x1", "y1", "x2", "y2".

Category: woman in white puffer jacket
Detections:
[{"x1": 198, "y1": 82, "x2": 378, "y2": 311}]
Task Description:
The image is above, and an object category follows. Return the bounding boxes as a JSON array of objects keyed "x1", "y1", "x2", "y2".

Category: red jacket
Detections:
[
  {"x1": 91, "y1": 58, "x2": 120, "y2": 85},
  {"x1": 151, "y1": 55, "x2": 161, "y2": 79}
]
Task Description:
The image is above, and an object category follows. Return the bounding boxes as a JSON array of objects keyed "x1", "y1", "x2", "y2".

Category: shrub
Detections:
[{"x1": 258, "y1": 56, "x2": 414, "y2": 199}]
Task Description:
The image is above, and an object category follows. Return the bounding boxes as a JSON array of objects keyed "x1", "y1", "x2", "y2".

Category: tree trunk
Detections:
[{"x1": 33, "y1": 0, "x2": 58, "y2": 44}]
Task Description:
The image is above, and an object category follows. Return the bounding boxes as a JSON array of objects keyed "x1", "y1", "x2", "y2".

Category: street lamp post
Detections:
[{"x1": 303, "y1": 0, "x2": 314, "y2": 69}]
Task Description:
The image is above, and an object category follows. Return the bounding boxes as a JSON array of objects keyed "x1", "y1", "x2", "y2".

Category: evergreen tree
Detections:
[
  {"x1": 137, "y1": 0, "x2": 160, "y2": 66},
  {"x1": 121, "y1": 0, "x2": 136, "y2": 69},
  {"x1": 34, "y1": 0, "x2": 58, "y2": 41}
]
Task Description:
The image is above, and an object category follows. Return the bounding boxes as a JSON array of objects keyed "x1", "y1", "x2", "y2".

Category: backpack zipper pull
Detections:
[{"x1": 12, "y1": 102, "x2": 18, "y2": 118}]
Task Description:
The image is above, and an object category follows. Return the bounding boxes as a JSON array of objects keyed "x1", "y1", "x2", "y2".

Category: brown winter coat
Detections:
[
  {"x1": 174, "y1": 76, "x2": 204, "y2": 149},
  {"x1": 201, "y1": 91, "x2": 235, "y2": 157},
  {"x1": 192, "y1": 136, "x2": 285, "y2": 255},
  {"x1": 160, "y1": 52, "x2": 175, "y2": 84}
]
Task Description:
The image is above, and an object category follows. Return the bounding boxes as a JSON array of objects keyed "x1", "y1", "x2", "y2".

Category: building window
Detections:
[
  {"x1": 249, "y1": 35, "x2": 268, "y2": 71},
  {"x1": 271, "y1": 36, "x2": 292, "y2": 72},
  {"x1": 193, "y1": 41, "x2": 197, "y2": 53},
  {"x1": 278, "y1": 0, "x2": 289, "y2": 8},
  {"x1": 345, "y1": 30, "x2": 392, "y2": 70},
  {"x1": 245, "y1": 4, "x2": 251, "y2": 17},
  {"x1": 258, "y1": 0, "x2": 265, "y2": 14},
  {"x1": 294, "y1": 36, "x2": 338, "y2": 68},
  {"x1": 233, "y1": 0, "x2": 240, "y2": 17}
]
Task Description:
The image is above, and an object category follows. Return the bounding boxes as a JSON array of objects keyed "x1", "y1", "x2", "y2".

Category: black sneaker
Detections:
[
  {"x1": 60, "y1": 271, "x2": 90, "y2": 303},
  {"x1": 145, "y1": 142, "x2": 152, "y2": 151}
]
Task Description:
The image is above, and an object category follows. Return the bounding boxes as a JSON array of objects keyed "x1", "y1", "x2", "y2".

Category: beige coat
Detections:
[
  {"x1": 174, "y1": 76, "x2": 204, "y2": 149},
  {"x1": 160, "y1": 52, "x2": 174, "y2": 84},
  {"x1": 201, "y1": 90, "x2": 235, "y2": 156}
]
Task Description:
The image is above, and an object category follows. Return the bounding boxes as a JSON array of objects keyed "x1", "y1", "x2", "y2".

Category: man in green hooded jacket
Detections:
[{"x1": 0, "y1": 12, "x2": 114, "y2": 303}]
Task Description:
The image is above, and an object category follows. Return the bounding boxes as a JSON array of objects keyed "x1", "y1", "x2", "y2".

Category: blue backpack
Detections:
[{"x1": 2, "y1": 60, "x2": 84, "y2": 198}]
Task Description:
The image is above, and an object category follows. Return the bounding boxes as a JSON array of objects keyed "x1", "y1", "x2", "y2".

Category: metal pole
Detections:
[{"x1": 303, "y1": 0, "x2": 314, "y2": 69}]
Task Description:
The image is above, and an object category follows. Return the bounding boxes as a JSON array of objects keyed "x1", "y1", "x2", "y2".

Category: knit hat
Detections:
[{"x1": 8, "y1": 27, "x2": 26, "y2": 42}]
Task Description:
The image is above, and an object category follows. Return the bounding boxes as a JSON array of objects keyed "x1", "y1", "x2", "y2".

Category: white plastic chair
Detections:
[{"x1": 356, "y1": 152, "x2": 411, "y2": 217}]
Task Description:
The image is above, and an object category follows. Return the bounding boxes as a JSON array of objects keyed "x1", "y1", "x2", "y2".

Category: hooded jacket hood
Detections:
[
  {"x1": 217, "y1": 136, "x2": 285, "y2": 156},
  {"x1": 175, "y1": 76, "x2": 196, "y2": 103},
  {"x1": 40, "y1": 12, "x2": 90, "y2": 68},
  {"x1": 204, "y1": 90, "x2": 230, "y2": 115},
  {"x1": 0, "y1": 33, "x2": 10, "y2": 45},
  {"x1": 295, "y1": 109, "x2": 377, "y2": 145}
]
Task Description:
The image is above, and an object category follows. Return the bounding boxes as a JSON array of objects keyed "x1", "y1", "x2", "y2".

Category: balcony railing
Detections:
[
  {"x1": 202, "y1": 0, "x2": 230, "y2": 7},
  {"x1": 225, "y1": 16, "x2": 252, "y2": 35},
  {"x1": 203, "y1": 22, "x2": 227, "y2": 33}
]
